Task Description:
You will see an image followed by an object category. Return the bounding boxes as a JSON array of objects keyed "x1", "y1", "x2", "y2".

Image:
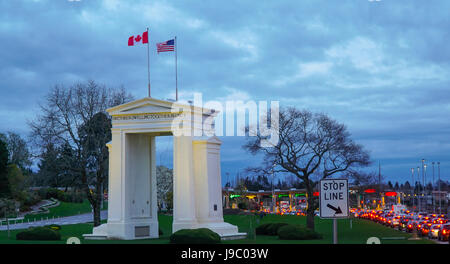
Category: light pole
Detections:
[
  {"x1": 432, "y1": 162, "x2": 435, "y2": 213},
  {"x1": 424, "y1": 162, "x2": 427, "y2": 212},
  {"x1": 421, "y1": 159, "x2": 425, "y2": 212},
  {"x1": 411, "y1": 168, "x2": 415, "y2": 210},
  {"x1": 226, "y1": 172, "x2": 230, "y2": 209},
  {"x1": 438, "y1": 162, "x2": 441, "y2": 214},
  {"x1": 272, "y1": 163, "x2": 276, "y2": 213},
  {"x1": 417, "y1": 166, "x2": 421, "y2": 212}
]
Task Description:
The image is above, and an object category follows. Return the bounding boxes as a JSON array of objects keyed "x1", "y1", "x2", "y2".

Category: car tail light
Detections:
[{"x1": 443, "y1": 230, "x2": 447, "y2": 235}]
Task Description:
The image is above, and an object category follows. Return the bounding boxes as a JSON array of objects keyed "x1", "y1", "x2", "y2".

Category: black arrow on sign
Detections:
[{"x1": 326, "y1": 204, "x2": 342, "y2": 214}]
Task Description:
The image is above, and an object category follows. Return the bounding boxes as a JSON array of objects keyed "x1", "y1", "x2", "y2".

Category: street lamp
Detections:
[
  {"x1": 438, "y1": 162, "x2": 441, "y2": 214},
  {"x1": 272, "y1": 163, "x2": 276, "y2": 213},
  {"x1": 225, "y1": 172, "x2": 230, "y2": 209},
  {"x1": 417, "y1": 166, "x2": 420, "y2": 212},
  {"x1": 432, "y1": 162, "x2": 435, "y2": 213},
  {"x1": 421, "y1": 159, "x2": 425, "y2": 212},
  {"x1": 411, "y1": 168, "x2": 415, "y2": 210},
  {"x1": 424, "y1": 163, "x2": 427, "y2": 212}
]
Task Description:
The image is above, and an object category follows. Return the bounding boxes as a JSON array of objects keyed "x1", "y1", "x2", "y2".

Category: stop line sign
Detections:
[{"x1": 319, "y1": 179, "x2": 349, "y2": 219}]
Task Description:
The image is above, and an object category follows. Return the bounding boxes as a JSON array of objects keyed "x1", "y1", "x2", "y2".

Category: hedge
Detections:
[
  {"x1": 45, "y1": 224, "x2": 62, "y2": 231},
  {"x1": 16, "y1": 227, "x2": 61, "y2": 241},
  {"x1": 277, "y1": 224, "x2": 323, "y2": 240},
  {"x1": 170, "y1": 228, "x2": 221, "y2": 244},
  {"x1": 255, "y1": 223, "x2": 289, "y2": 236}
]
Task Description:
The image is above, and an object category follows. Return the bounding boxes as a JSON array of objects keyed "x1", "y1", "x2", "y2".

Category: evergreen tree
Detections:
[
  {"x1": 37, "y1": 143, "x2": 60, "y2": 187},
  {"x1": 0, "y1": 138, "x2": 10, "y2": 197},
  {"x1": 7, "y1": 164, "x2": 25, "y2": 199},
  {"x1": 388, "y1": 181, "x2": 393, "y2": 189},
  {"x1": 404, "y1": 181, "x2": 411, "y2": 192},
  {"x1": 394, "y1": 182, "x2": 399, "y2": 190}
]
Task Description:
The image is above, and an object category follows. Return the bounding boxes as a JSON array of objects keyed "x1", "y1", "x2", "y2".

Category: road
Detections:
[{"x1": 0, "y1": 210, "x2": 107, "y2": 231}]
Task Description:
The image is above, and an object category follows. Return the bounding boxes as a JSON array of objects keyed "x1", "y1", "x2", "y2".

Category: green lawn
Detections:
[
  {"x1": 0, "y1": 214, "x2": 435, "y2": 244},
  {"x1": 1, "y1": 200, "x2": 107, "y2": 226},
  {"x1": 22, "y1": 200, "x2": 107, "y2": 221}
]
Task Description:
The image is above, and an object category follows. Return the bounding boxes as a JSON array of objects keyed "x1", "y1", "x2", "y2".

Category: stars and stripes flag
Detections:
[
  {"x1": 156, "y1": 39, "x2": 175, "y2": 53},
  {"x1": 156, "y1": 37, "x2": 178, "y2": 101}
]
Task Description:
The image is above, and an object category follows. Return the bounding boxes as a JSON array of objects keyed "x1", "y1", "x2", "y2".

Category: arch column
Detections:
[{"x1": 172, "y1": 135, "x2": 198, "y2": 231}]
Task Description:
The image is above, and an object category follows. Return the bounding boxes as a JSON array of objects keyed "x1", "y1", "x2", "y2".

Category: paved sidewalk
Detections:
[{"x1": 0, "y1": 210, "x2": 107, "y2": 231}]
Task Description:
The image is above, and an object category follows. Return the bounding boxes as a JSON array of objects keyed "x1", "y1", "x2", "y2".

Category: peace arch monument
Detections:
[{"x1": 83, "y1": 97, "x2": 244, "y2": 240}]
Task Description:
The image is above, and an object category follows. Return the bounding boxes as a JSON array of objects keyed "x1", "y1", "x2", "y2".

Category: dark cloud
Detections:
[{"x1": 1, "y1": 0, "x2": 449, "y2": 183}]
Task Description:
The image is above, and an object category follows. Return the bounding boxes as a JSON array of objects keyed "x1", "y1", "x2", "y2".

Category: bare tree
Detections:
[
  {"x1": 28, "y1": 80, "x2": 133, "y2": 226},
  {"x1": 347, "y1": 170, "x2": 380, "y2": 187},
  {"x1": 244, "y1": 107, "x2": 370, "y2": 230},
  {"x1": 0, "y1": 132, "x2": 32, "y2": 170}
]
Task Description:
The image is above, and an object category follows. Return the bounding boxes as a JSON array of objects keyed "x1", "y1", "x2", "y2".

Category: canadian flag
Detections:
[{"x1": 128, "y1": 31, "x2": 148, "y2": 46}]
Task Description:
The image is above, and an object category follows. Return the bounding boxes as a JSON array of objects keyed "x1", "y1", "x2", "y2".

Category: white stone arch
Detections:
[{"x1": 83, "y1": 97, "x2": 243, "y2": 240}]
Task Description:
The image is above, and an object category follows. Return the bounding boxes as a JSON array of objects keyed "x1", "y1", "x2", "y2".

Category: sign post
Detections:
[{"x1": 319, "y1": 179, "x2": 349, "y2": 244}]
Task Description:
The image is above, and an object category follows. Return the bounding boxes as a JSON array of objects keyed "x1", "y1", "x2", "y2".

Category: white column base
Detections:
[
  {"x1": 83, "y1": 220, "x2": 159, "y2": 240},
  {"x1": 172, "y1": 219, "x2": 199, "y2": 234},
  {"x1": 83, "y1": 224, "x2": 108, "y2": 240},
  {"x1": 196, "y1": 221, "x2": 243, "y2": 237}
]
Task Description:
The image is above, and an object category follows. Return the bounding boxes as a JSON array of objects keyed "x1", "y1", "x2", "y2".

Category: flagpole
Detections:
[
  {"x1": 147, "y1": 27, "x2": 151, "y2": 97},
  {"x1": 175, "y1": 36, "x2": 178, "y2": 101}
]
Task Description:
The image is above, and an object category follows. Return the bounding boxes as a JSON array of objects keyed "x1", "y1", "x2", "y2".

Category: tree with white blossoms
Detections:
[{"x1": 156, "y1": 165, "x2": 173, "y2": 211}]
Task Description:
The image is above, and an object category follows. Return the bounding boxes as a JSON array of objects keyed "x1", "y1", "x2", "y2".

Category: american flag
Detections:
[{"x1": 156, "y1": 39, "x2": 175, "y2": 53}]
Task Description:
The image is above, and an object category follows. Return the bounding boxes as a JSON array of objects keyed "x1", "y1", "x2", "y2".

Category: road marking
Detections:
[
  {"x1": 67, "y1": 237, "x2": 81, "y2": 244},
  {"x1": 367, "y1": 237, "x2": 381, "y2": 244}
]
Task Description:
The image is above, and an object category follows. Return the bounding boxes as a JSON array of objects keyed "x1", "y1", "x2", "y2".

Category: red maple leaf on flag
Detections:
[{"x1": 128, "y1": 30, "x2": 149, "y2": 46}]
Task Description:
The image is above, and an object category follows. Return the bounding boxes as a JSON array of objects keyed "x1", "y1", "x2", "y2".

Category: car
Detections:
[
  {"x1": 435, "y1": 218, "x2": 448, "y2": 225},
  {"x1": 420, "y1": 223, "x2": 432, "y2": 237},
  {"x1": 417, "y1": 212, "x2": 428, "y2": 219},
  {"x1": 416, "y1": 220, "x2": 428, "y2": 232},
  {"x1": 438, "y1": 224, "x2": 450, "y2": 241},
  {"x1": 399, "y1": 217, "x2": 412, "y2": 231},
  {"x1": 385, "y1": 217, "x2": 393, "y2": 226},
  {"x1": 391, "y1": 216, "x2": 401, "y2": 228},
  {"x1": 406, "y1": 222, "x2": 416, "y2": 233},
  {"x1": 428, "y1": 224, "x2": 441, "y2": 239}
]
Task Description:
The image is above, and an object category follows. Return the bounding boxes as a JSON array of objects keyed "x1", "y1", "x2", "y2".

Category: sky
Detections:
[{"x1": 1, "y1": 0, "x2": 450, "y2": 186}]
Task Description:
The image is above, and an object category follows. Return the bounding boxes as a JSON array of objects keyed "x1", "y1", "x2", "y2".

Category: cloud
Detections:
[
  {"x1": 1, "y1": 0, "x2": 450, "y2": 182},
  {"x1": 325, "y1": 36, "x2": 384, "y2": 73}
]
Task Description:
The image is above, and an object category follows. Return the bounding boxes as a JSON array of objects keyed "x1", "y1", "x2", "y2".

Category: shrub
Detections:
[
  {"x1": 237, "y1": 202, "x2": 248, "y2": 210},
  {"x1": 16, "y1": 227, "x2": 61, "y2": 241},
  {"x1": 255, "y1": 223, "x2": 289, "y2": 236},
  {"x1": 277, "y1": 224, "x2": 323, "y2": 240},
  {"x1": 37, "y1": 188, "x2": 85, "y2": 203},
  {"x1": 23, "y1": 192, "x2": 41, "y2": 206},
  {"x1": 223, "y1": 208, "x2": 241, "y2": 215},
  {"x1": 0, "y1": 199, "x2": 15, "y2": 218},
  {"x1": 266, "y1": 223, "x2": 289, "y2": 235},
  {"x1": 170, "y1": 228, "x2": 221, "y2": 244},
  {"x1": 255, "y1": 223, "x2": 272, "y2": 235},
  {"x1": 45, "y1": 224, "x2": 62, "y2": 231}
]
